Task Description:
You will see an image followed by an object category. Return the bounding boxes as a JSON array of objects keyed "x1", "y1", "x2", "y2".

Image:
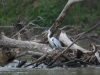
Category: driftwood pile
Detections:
[
  {"x1": 0, "y1": 0, "x2": 100, "y2": 68},
  {"x1": 0, "y1": 28, "x2": 100, "y2": 68}
]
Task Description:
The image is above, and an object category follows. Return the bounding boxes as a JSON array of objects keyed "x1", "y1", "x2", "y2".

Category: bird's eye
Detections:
[
  {"x1": 52, "y1": 39, "x2": 54, "y2": 41},
  {"x1": 45, "y1": 28, "x2": 49, "y2": 31}
]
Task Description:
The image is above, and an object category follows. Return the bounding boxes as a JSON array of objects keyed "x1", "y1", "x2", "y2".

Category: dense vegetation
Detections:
[{"x1": 0, "y1": 0, "x2": 100, "y2": 32}]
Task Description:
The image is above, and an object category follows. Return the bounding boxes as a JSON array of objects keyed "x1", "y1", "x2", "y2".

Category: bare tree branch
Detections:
[{"x1": 40, "y1": 0, "x2": 84, "y2": 43}]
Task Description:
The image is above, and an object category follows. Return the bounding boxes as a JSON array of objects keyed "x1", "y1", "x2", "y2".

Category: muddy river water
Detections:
[{"x1": 0, "y1": 67, "x2": 100, "y2": 75}]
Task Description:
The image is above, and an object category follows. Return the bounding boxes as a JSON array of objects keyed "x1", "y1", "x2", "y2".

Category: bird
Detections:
[{"x1": 43, "y1": 28, "x2": 63, "y2": 51}]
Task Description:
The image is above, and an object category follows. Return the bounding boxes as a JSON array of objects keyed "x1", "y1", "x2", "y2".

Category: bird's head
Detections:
[
  {"x1": 42, "y1": 28, "x2": 50, "y2": 34},
  {"x1": 45, "y1": 28, "x2": 49, "y2": 32}
]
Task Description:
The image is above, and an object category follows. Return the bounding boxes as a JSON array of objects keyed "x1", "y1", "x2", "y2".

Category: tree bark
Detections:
[{"x1": 40, "y1": 0, "x2": 84, "y2": 43}]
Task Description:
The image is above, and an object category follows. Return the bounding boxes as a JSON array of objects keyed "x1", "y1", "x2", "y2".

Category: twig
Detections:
[
  {"x1": 25, "y1": 52, "x2": 48, "y2": 67},
  {"x1": 85, "y1": 35, "x2": 100, "y2": 44},
  {"x1": 11, "y1": 20, "x2": 35, "y2": 38},
  {"x1": 85, "y1": 22, "x2": 100, "y2": 34},
  {"x1": 11, "y1": 16, "x2": 43, "y2": 38},
  {"x1": 73, "y1": 22, "x2": 100, "y2": 38},
  {"x1": 65, "y1": 59, "x2": 89, "y2": 65}
]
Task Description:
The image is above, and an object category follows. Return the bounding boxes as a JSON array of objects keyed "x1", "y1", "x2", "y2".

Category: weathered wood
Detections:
[
  {"x1": 0, "y1": 32, "x2": 53, "y2": 53},
  {"x1": 59, "y1": 31, "x2": 90, "y2": 53}
]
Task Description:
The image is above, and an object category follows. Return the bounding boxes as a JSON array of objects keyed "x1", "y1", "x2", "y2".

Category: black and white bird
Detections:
[{"x1": 43, "y1": 28, "x2": 63, "y2": 51}]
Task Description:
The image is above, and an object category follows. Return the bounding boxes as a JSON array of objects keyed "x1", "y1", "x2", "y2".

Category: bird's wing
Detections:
[{"x1": 51, "y1": 37, "x2": 62, "y2": 49}]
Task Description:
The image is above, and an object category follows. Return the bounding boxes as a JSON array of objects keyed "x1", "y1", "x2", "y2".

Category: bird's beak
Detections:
[{"x1": 41, "y1": 32, "x2": 46, "y2": 35}]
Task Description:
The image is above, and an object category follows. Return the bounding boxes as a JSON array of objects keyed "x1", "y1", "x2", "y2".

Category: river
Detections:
[{"x1": 0, "y1": 67, "x2": 100, "y2": 75}]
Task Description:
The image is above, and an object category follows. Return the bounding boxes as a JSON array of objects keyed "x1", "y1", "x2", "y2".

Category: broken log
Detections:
[
  {"x1": 59, "y1": 30, "x2": 90, "y2": 53},
  {"x1": 0, "y1": 48, "x2": 20, "y2": 66}
]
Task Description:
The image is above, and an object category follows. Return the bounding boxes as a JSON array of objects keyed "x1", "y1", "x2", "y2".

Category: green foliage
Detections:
[
  {"x1": 37, "y1": 0, "x2": 67, "y2": 27},
  {"x1": 0, "y1": 0, "x2": 100, "y2": 31}
]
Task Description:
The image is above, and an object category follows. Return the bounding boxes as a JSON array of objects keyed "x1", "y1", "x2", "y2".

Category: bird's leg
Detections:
[
  {"x1": 53, "y1": 48, "x2": 58, "y2": 54},
  {"x1": 50, "y1": 48, "x2": 58, "y2": 58}
]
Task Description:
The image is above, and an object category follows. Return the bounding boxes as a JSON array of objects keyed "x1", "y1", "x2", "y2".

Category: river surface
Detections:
[{"x1": 0, "y1": 67, "x2": 100, "y2": 75}]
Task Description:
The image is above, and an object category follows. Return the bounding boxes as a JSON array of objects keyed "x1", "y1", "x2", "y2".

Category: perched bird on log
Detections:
[{"x1": 42, "y1": 28, "x2": 63, "y2": 51}]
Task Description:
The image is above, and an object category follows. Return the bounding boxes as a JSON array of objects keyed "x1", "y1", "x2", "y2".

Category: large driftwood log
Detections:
[
  {"x1": 40, "y1": 0, "x2": 84, "y2": 42},
  {"x1": 0, "y1": 32, "x2": 52, "y2": 53},
  {"x1": 59, "y1": 31, "x2": 91, "y2": 53}
]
